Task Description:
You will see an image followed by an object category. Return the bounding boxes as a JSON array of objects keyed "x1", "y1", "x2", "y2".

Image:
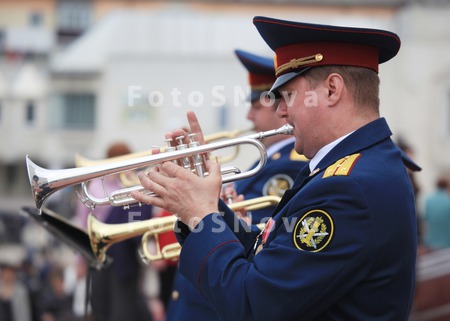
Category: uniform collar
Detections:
[
  {"x1": 314, "y1": 117, "x2": 392, "y2": 174},
  {"x1": 309, "y1": 131, "x2": 353, "y2": 172}
]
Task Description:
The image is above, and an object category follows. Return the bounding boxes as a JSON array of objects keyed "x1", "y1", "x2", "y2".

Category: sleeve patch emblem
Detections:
[
  {"x1": 263, "y1": 174, "x2": 294, "y2": 197},
  {"x1": 293, "y1": 209, "x2": 334, "y2": 252}
]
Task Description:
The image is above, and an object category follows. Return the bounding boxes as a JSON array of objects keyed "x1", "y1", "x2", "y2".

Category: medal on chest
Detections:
[{"x1": 254, "y1": 218, "x2": 275, "y2": 255}]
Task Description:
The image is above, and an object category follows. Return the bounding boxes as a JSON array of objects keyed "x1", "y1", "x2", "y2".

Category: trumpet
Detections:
[
  {"x1": 88, "y1": 195, "x2": 282, "y2": 263},
  {"x1": 27, "y1": 124, "x2": 293, "y2": 213},
  {"x1": 74, "y1": 128, "x2": 254, "y2": 187},
  {"x1": 75, "y1": 151, "x2": 153, "y2": 191}
]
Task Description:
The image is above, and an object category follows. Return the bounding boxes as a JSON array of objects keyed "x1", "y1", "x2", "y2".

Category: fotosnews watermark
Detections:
[
  {"x1": 127, "y1": 85, "x2": 319, "y2": 108},
  {"x1": 127, "y1": 210, "x2": 301, "y2": 234}
]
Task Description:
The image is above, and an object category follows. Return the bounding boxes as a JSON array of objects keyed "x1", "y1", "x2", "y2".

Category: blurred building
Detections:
[{"x1": 0, "y1": 0, "x2": 449, "y2": 213}]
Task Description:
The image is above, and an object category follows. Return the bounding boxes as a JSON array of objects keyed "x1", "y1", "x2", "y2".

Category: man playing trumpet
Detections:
[
  {"x1": 132, "y1": 16, "x2": 418, "y2": 321},
  {"x1": 164, "y1": 49, "x2": 307, "y2": 321}
]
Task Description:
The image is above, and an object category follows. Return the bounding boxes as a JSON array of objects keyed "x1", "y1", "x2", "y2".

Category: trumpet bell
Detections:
[
  {"x1": 88, "y1": 214, "x2": 177, "y2": 264},
  {"x1": 27, "y1": 157, "x2": 70, "y2": 212}
]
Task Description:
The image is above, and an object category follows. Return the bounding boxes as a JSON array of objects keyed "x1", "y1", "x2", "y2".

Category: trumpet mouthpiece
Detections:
[{"x1": 277, "y1": 124, "x2": 294, "y2": 135}]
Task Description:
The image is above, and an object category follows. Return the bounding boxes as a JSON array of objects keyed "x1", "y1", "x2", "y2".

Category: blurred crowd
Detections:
[
  {"x1": 0, "y1": 143, "x2": 174, "y2": 321},
  {"x1": 0, "y1": 188, "x2": 175, "y2": 321},
  {"x1": 420, "y1": 175, "x2": 450, "y2": 251}
]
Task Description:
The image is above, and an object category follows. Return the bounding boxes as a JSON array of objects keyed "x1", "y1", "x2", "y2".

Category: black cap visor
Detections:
[{"x1": 270, "y1": 67, "x2": 311, "y2": 98}]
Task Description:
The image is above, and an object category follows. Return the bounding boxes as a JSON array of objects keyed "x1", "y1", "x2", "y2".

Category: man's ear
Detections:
[{"x1": 326, "y1": 73, "x2": 344, "y2": 106}]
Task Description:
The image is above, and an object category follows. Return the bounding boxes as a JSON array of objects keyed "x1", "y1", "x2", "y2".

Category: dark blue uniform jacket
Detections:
[
  {"x1": 176, "y1": 118, "x2": 417, "y2": 321},
  {"x1": 166, "y1": 141, "x2": 307, "y2": 321},
  {"x1": 235, "y1": 141, "x2": 308, "y2": 222}
]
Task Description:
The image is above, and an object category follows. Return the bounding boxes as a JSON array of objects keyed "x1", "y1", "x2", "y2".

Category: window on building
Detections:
[
  {"x1": 29, "y1": 11, "x2": 43, "y2": 27},
  {"x1": 26, "y1": 101, "x2": 35, "y2": 124},
  {"x1": 50, "y1": 93, "x2": 96, "y2": 129},
  {"x1": 5, "y1": 164, "x2": 17, "y2": 186},
  {"x1": 56, "y1": 0, "x2": 92, "y2": 42}
]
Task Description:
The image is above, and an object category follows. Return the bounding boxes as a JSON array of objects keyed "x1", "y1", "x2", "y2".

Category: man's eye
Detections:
[{"x1": 282, "y1": 92, "x2": 293, "y2": 101}]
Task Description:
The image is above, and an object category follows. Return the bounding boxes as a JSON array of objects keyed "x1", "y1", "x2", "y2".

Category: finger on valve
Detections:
[{"x1": 186, "y1": 111, "x2": 206, "y2": 145}]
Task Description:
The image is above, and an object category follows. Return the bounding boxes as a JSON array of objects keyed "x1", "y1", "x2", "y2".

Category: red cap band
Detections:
[
  {"x1": 248, "y1": 72, "x2": 276, "y2": 90},
  {"x1": 275, "y1": 42, "x2": 380, "y2": 76}
]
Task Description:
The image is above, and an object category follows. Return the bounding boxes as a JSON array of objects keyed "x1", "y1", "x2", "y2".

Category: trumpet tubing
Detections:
[
  {"x1": 205, "y1": 127, "x2": 254, "y2": 142},
  {"x1": 76, "y1": 152, "x2": 153, "y2": 188},
  {"x1": 27, "y1": 124, "x2": 293, "y2": 212},
  {"x1": 74, "y1": 128, "x2": 254, "y2": 167},
  {"x1": 88, "y1": 195, "x2": 282, "y2": 264},
  {"x1": 204, "y1": 128, "x2": 254, "y2": 164},
  {"x1": 75, "y1": 150, "x2": 154, "y2": 167},
  {"x1": 75, "y1": 128, "x2": 255, "y2": 187}
]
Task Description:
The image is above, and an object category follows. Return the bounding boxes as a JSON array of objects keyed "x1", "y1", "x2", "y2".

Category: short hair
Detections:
[
  {"x1": 303, "y1": 66, "x2": 380, "y2": 115},
  {"x1": 107, "y1": 142, "x2": 131, "y2": 158}
]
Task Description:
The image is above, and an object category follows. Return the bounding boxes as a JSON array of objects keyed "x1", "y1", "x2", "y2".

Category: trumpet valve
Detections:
[
  {"x1": 175, "y1": 136, "x2": 192, "y2": 171},
  {"x1": 188, "y1": 133, "x2": 206, "y2": 177},
  {"x1": 164, "y1": 138, "x2": 175, "y2": 149},
  {"x1": 164, "y1": 139, "x2": 176, "y2": 153}
]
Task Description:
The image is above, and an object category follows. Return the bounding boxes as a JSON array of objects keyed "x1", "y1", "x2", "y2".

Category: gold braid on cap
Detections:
[
  {"x1": 251, "y1": 83, "x2": 273, "y2": 91},
  {"x1": 275, "y1": 54, "x2": 323, "y2": 77}
]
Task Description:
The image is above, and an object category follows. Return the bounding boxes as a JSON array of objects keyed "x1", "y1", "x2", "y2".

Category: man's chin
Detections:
[{"x1": 294, "y1": 142, "x2": 304, "y2": 156}]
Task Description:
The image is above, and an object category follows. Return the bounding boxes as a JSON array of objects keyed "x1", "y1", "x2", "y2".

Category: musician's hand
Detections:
[
  {"x1": 221, "y1": 183, "x2": 244, "y2": 205},
  {"x1": 165, "y1": 110, "x2": 206, "y2": 146},
  {"x1": 132, "y1": 111, "x2": 220, "y2": 229},
  {"x1": 132, "y1": 159, "x2": 222, "y2": 230},
  {"x1": 221, "y1": 184, "x2": 250, "y2": 224}
]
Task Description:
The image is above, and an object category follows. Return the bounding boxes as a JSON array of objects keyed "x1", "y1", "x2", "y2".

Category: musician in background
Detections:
[
  {"x1": 164, "y1": 49, "x2": 308, "y2": 321},
  {"x1": 74, "y1": 142, "x2": 132, "y2": 230},
  {"x1": 230, "y1": 49, "x2": 308, "y2": 222},
  {"x1": 90, "y1": 202, "x2": 154, "y2": 321},
  {"x1": 74, "y1": 142, "x2": 157, "y2": 321}
]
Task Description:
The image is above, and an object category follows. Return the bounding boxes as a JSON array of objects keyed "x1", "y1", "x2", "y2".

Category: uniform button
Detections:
[{"x1": 172, "y1": 290, "x2": 179, "y2": 301}]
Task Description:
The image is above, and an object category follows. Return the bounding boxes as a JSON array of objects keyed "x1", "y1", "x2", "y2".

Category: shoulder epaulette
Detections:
[
  {"x1": 290, "y1": 149, "x2": 309, "y2": 162},
  {"x1": 323, "y1": 153, "x2": 361, "y2": 178}
]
